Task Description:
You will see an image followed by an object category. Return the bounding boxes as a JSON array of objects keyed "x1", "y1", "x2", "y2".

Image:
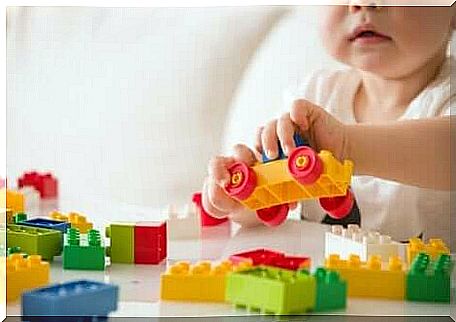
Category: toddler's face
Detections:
[{"x1": 320, "y1": 6, "x2": 455, "y2": 78}]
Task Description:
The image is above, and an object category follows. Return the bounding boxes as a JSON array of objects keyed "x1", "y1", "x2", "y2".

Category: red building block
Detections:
[
  {"x1": 272, "y1": 255, "x2": 311, "y2": 270},
  {"x1": 134, "y1": 221, "x2": 167, "y2": 264},
  {"x1": 229, "y1": 248, "x2": 311, "y2": 271},
  {"x1": 192, "y1": 192, "x2": 228, "y2": 226},
  {"x1": 18, "y1": 172, "x2": 58, "y2": 199}
]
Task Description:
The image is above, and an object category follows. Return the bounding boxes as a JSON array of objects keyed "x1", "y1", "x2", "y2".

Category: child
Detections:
[{"x1": 202, "y1": 5, "x2": 455, "y2": 248}]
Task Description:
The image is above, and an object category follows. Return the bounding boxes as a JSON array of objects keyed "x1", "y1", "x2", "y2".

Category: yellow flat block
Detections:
[
  {"x1": 241, "y1": 150, "x2": 353, "y2": 211},
  {"x1": 407, "y1": 238, "x2": 449, "y2": 265},
  {"x1": 49, "y1": 211, "x2": 93, "y2": 233},
  {"x1": 325, "y1": 254, "x2": 405, "y2": 300},
  {"x1": 0, "y1": 189, "x2": 25, "y2": 214},
  {"x1": 160, "y1": 260, "x2": 233, "y2": 302},
  {"x1": 6, "y1": 254, "x2": 50, "y2": 302}
]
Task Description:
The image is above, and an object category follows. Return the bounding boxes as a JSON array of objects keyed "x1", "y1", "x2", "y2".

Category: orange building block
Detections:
[
  {"x1": 407, "y1": 238, "x2": 449, "y2": 265},
  {"x1": 0, "y1": 189, "x2": 25, "y2": 214},
  {"x1": 7, "y1": 254, "x2": 50, "y2": 302},
  {"x1": 325, "y1": 254, "x2": 405, "y2": 300}
]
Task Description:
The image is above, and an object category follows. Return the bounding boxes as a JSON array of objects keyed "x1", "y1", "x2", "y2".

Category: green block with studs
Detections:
[
  {"x1": 6, "y1": 224, "x2": 62, "y2": 261},
  {"x1": 105, "y1": 222, "x2": 135, "y2": 263},
  {"x1": 63, "y1": 228, "x2": 105, "y2": 270},
  {"x1": 225, "y1": 266, "x2": 316, "y2": 315},
  {"x1": 406, "y1": 253, "x2": 453, "y2": 303},
  {"x1": 311, "y1": 267, "x2": 347, "y2": 311},
  {"x1": 13, "y1": 213, "x2": 27, "y2": 224}
]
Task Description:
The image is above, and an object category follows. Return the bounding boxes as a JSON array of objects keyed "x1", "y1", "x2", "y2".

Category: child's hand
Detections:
[
  {"x1": 258, "y1": 99, "x2": 348, "y2": 161},
  {"x1": 202, "y1": 144, "x2": 259, "y2": 222}
]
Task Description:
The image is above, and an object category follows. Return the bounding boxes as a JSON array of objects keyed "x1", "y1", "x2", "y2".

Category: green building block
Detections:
[
  {"x1": 63, "y1": 228, "x2": 105, "y2": 270},
  {"x1": 6, "y1": 224, "x2": 62, "y2": 261},
  {"x1": 13, "y1": 213, "x2": 27, "y2": 223},
  {"x1": 226, "y1": 266, "x2": 316, "y2": 315},
  {"x1": 105, "y1": 222, "x2": 134, "y2": 263},
  {"x1": 310, "y1": 267, "x2": 347, "y2": 311},
  {"x1": 406, "y1": 253, "x2": 453, "y2": 303}
]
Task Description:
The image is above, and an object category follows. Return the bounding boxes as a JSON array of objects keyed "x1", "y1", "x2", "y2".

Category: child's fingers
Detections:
[
  {"x1": 207, "y1": 178, "x2": 240, "y2": 213},
  {"x1": 254, "y1": 126, "x2": 264, "y2": 155},
  {"x1": 277, "y1": 113, "x2": 296, "y2": 156},
  {"x1": 202, "y1": 178, "x2": 230, "y2": 219},
  {"x1": 290, "y1": 99, "x2": 318, "y2": 131},
  {"x1": 208, "y1": 155, "x2": 236, "y2": 187},
  {"x1": 232, "y1": 144, "x2": 257, "y2": 166},
  {"x1": 261, "y1": 120, "x2": 279, "y2": 159}
]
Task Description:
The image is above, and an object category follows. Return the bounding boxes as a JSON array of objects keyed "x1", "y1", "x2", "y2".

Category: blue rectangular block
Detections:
[
  {"x1": 22, "y1": 280, "x2": 118, "y2": 317},
  {"x1": 18, "y1": 218, "x2": 70, "y2": 233}
]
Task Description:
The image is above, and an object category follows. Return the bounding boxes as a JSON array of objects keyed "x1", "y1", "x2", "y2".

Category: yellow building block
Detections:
[
  {"x1": 0, "y1": 189, "x2": 25, "y2": 214},
  {"x1": 325, "y1": 254, "x2": 405, "y2": 300},
  {"x1": 160, "y1": 260, "x2": 234, "y2": 302},
  {"x1": 49, "y1": 210, "x2": 93, "y2": 233},
  {"x1": 407, "y1": 238, "x2": 449, "y2": 265},
  {"x1": 240, "y1": 151, "x2": 353, "y2": 211},
  {"x1": 6, "y1": 253, "x2": 50, "y2": 302}
]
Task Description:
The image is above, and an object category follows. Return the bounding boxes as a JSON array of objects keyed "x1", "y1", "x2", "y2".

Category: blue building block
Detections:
[
  {"x1": 18, "y1": 218, "x2": 70, "y2": 233},
  {"x1": 262, "y1": 132, "x2": 309, "y2": 163},
  {"x1": 22, "y1": 280, "x2": 118, "y2": 319}
]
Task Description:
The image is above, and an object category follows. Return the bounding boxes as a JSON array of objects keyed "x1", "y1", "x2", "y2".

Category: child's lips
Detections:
[{"x1": 348, "y1": 27, "x2": 392, "y2": 45}]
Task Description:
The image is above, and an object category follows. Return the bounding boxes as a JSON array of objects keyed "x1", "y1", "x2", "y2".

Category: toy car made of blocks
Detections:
[{"x1": 225, "y1": 132, "x2": 355, "y2": 226}]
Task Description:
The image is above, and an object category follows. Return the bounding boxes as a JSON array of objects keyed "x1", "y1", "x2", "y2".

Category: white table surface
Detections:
[{"x1": 6, "y1": 197, "x2": 456, "y2": 318}]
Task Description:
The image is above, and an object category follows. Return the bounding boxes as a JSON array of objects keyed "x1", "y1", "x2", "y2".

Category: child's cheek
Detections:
[{"x1": 319, "y1": 7, "x2": 348, "y2": 62}]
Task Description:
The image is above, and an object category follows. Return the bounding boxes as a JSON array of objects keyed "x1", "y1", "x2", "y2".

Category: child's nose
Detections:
[{"x1": 349, "y1": 0, "x2": 382, "y2": 13}]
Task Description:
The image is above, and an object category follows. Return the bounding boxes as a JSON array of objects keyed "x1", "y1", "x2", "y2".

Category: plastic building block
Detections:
[
  {"x1": 135, "y1": 221, "x2": 167, "y2": 264},
  {"x1": 0, "y1": 189, "x2": 25, "y2": 213},
  {"x1": 19, "y1": 217, "x2": 71, "y2": 233},
  {"x1": 49, "y1": 210, "x2": 68, "y2": 222},
  {"x1": 22, "y1": 280, "x2": 118, "y2": 317},
  {"x1": 18, "y1": 171, "x2": 58, "y2": 199},
  {"x1": 106, "y1": 222, "x2": 135, "y2": 263},
  {"x1": 407, "y1": 238, "x2": 449, "y2": 265},
  {"x1": 226, "y1": 266, "x2": 316, "y2": 314},
  {"x1": 7, "y1": 254, "x2": 49, "y2": 302},
  {"x1": 4, "y1": 208, "x2": 14, "y2": 224},
  {"x1": 13, "y1": 212, "x2": 27, "y2": 223},
  {"x1": 325, "y1": 254, "x2": 405, "y2": 300},
  {"x1": 325, "y1": 224, "x2": 403, "y2": 262},
  {"x1": 63, "y1": 228, "x2": 105, "y2": 270},
  {"x1": 7, "y1": 224, "x2": 63, "y2": 261},
  {"x1": 167, "y1": 204, "x2": 201, "y2": 240},
  {"x1": 160, "y1": 260, "x2": 233, "y2": 302},
  {"x1": 406, "y1": 253, "x2": 452, "y2": 302},
  {"x1": 229, "y1": 249, "x2": 311, "y2": 271},
  {"x1": 7, "y1": 246, "x2": 27, "y2": 257},
  {"x1": 313, "y1": 267, "x2": 347, "y2": 311},
  {"x1": 49, "y1": 210, "x2": 93, "y2": 233},
  {"x1": 192, "y1": 192, "x2": 228, "y2": 226},
  {"x1": 18, "y1": 186, "x2": 40, "y2": 211}
]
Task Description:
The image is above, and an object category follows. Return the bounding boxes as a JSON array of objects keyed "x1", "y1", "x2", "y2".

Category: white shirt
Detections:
[{"x1": 287, "y1": 56, "x2": 455, "y2": 248}]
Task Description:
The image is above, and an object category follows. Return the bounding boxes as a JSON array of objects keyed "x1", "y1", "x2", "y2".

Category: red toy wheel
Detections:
[
  {"x1": 287, "y1": 147, "x2": 323, "y2": 185},
  {"x1": 225, "y1": 162, "x2": 257, "y2": 201},
  {"x1": 319, "y1": 189, "x2": 354, "y2": 219},
  {"x1": 256, "y1": 204, "x2": 289, "y2": 227}
]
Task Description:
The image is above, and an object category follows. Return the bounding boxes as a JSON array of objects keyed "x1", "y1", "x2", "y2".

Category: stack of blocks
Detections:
[
  {"x1": 160, "y1": 261, "x2": 234, "y2": 302},
  {"x1": 63, "y1": 228, "x2": 105, "y2": 270},
  {"x1": 325, "y1": 253, "x2": 405, "y2": 300},
  {"x1": 106, "y1": 221, "x2": 167, "y2": 264},
  {"x1": 7, "y1": 254, "x2": 49, "y2": 302},
  {"x1": 407, "y1": 238, "x2": 449, "y2": 265},
  {"x1": 325, "y1": 224, "x2": 403, "y2": 262},
  {"x1": 18, "y1": 171, "x2": 58, "y2": 199}
]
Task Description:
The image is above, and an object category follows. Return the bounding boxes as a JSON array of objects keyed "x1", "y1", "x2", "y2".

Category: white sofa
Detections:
[{"x1": 7, "y1": 6, "x2": 340, "y2": 211}]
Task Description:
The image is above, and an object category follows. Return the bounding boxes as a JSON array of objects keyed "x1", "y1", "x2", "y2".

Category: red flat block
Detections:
[
  {"x1": 18, "y1": 171, "x2": 58, "y2": 199},
  {"x1": 192, "y1": 192, "x2": 228, "y2": 226},
  {"x1": 272, "y1": 255, "x2": 311, "y2": 271},
  {"x1": 134, "y1": 221, "x2": 167, "y2": 264},
  {"x1": 229, "y1": 249, "x2": 284, "y2": 266}
]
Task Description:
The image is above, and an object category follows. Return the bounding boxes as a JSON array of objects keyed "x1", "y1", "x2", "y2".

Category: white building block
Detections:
[
  {"x1": 325, "y1": 224, "x2": 406, "y2": 262},
  {"x1": 18, "y1": 186, "x2": 40, "y2": 212},
  {"x1": 167, "y1": 203, "x2": 201, "y2": 240}
]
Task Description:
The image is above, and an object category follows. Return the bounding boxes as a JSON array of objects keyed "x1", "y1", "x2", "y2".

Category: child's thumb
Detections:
[{"x1": 232, "y1": 144, "x2": 257, "y2": 166}]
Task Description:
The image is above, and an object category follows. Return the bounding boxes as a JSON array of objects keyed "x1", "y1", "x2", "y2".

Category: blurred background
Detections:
[{"x1": 6, "y1": 6, "x2": 343, "y2": 211}]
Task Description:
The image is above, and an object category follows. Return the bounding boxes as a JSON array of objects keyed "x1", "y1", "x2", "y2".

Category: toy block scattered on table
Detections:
[
  {"x1": 226, "y1": 265, "x2": 316, "y2": 314},
  {"x1": 49, "y1": 210, "x2": 93, "y2": 233},
  {"x1": 19, "y1": 217, "x2": 71, "y2": 233},
  {"x1": 18, "y1": 186, "x2": 40, "y2": 211},
  {"x1": 7, "y1": 254, "x2": 49, "y2": 302},
  {"x1": 325, "y1": 224, "x2": 403, "y2": 262},
  {"x1": 63, "y1": 228, "x2": 105, "y2": 270},
  {"x1": 313, "y1": 267, "x2": 347, "y2": 311},
  {"x1": 135, "y1": 221, "x2": 167, "y2": 264},
  {"x1": 49, "y1": 210, "x2": 68, "y2": 222},
  {"x1": 18, "y1": 171, "x2": 58, "y2": 199},
  {"x1": 0, "y1": 189, "x2": 25, "y2": 213},
  {"x1": 167, "y1": 204, "x2": 201, "y2": 240},
  {"x1": 229, "y1": 248, "x2": 311, "y2": 271},
  {"x1": 22, "y1": 280, "x2": 119, "y2": 318},
  {"x1": 7, "y1": 224, "x2": 63, "y2": 261},
  {"x1": 407, "y1": 238, "x2": 449, "y2": 265},
  {"x1": 106, "y1": 222, "x2": 135, "y2": 263},
  {"x1": 406, "y1": 253, "x2": 453, "y2": 303},
  {"x1": 192, "y1": 192, "x2": 228, "y2": 226},
  {"x1": 325, "y1": 253, "x2": 405, "y2": 300},
  {"x1": 160, "y1": 260, "x2": 233, "y2": 302}
]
